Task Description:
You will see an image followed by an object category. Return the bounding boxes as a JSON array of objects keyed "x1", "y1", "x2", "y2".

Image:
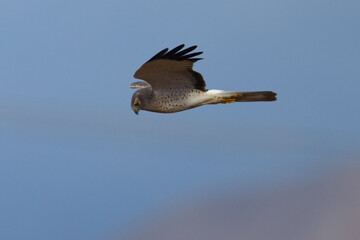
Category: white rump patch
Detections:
[{"x1": 206, "y1": 89, "x2": 227, "y2": 94}]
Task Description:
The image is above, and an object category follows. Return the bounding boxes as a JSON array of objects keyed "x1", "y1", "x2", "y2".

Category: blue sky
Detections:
[{"x1": 1, "y1": 0, "x2": 359, "y2": 240}]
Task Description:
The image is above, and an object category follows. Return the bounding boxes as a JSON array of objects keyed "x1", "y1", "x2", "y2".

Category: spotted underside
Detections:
[{"x1": 153, "y1": 88, "x2": 208, "y2": 113}]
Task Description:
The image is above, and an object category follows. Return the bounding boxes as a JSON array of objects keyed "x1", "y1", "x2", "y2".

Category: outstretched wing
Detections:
[{"x1": 133, "y1": 44, "x2": 206, "y2": 91}]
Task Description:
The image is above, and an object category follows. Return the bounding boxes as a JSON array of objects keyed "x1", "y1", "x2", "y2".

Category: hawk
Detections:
[{"x1": 130, "y1": 44, "x2": 277, "y2": 114}]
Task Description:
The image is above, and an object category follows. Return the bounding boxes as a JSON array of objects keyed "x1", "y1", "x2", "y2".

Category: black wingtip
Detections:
[
  {"x1": 147, "y1": 44, "x2": 203, "y2": 62},
  {"x1": 148, "y1": 48, "x2": 168, "y2": 62}
]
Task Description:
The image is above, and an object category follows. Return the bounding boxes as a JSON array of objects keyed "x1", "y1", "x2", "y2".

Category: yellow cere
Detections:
[{"x1": 222, "y1": 98, "x2": 237, "y2": 104}]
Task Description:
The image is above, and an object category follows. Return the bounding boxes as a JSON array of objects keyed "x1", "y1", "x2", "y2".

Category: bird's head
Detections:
[
  {"x1": 131, "y1": 93, "x2": 142, "y2": 115},
  {"x1": 130, "y1": 86, "x2": 153, "y2": 115}
]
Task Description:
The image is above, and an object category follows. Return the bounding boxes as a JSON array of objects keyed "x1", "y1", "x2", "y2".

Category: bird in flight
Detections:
[{"x1": 130, "y1": 44, "x2": 277, "y2": 114}]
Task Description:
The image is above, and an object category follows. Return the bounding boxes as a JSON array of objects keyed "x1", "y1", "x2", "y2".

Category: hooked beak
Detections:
[{"x1": 132, "y1": 106, "x2": 139, "y2": 115}]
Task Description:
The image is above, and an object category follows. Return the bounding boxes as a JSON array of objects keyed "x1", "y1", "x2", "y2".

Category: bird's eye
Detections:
[{"x1": 134, "y1": 100, "x2": 140, "y2": 107}]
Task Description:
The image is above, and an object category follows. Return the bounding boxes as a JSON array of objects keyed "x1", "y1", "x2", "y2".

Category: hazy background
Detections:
[{"x1": 1, "y1": 0, "x2": 359, "y2": 240}]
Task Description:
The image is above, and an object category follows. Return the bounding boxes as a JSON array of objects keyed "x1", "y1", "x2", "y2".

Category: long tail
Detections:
[{"x1": 208, "y1": 90, "x2": 277, "y2": 104}]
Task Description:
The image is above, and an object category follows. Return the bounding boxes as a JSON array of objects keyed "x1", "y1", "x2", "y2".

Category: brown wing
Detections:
[{"x1": 133, "y1": 44, "x2": 206, "y2": 91}]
